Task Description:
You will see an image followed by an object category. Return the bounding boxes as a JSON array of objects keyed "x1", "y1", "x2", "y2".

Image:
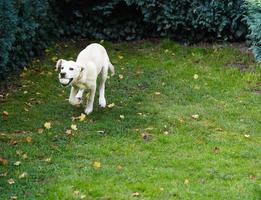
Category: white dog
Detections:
[{"x1": 55, "y1": 43, "x2": 115, "y2": 114}]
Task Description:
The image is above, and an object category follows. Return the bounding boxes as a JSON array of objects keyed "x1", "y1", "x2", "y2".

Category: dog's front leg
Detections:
[
  {"x1": 75, "y1": 88, "x2": 84, "y2": 104},
  {"x1": 85, "y1": 84, "x2": 96, "y2": 115},
  {"x1": 69, "y1": 86, "x2": 81, "y2": 105}
]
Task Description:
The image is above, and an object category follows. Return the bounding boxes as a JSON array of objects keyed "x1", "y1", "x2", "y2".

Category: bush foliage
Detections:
[
  {"x1": 0, "y1": 0, "x2": 259, "y2": 79},
  {"x1": 246, "y1": 0, "x2": 261, "y2": 62}
]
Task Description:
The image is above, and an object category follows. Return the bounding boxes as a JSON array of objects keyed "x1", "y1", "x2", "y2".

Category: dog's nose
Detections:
[{"x1": 60, "y1": 72, "x2": 66, "y2": 78}]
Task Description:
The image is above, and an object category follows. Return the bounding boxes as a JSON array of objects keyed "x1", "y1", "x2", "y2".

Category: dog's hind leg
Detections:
[
  {"x1": 85, "y1": 83, "x2": 96, "y2": 115},
  {"x1": 99, "y1": 67, "x2": 108, "y2": 108}
]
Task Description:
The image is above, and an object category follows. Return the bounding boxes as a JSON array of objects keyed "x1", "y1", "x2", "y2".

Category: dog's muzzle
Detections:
[{"x1": 60, "y1": 78, "x2": 73, "y2": 87}]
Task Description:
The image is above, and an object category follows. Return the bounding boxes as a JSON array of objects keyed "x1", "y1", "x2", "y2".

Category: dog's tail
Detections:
[{"x1": 109, "y1": 61, "x2": 115, "y2": 76}]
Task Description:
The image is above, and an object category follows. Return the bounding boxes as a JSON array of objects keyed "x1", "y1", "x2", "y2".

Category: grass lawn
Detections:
[{"x1": 0, "y1": 39, "x2": 260, "y2": 200}]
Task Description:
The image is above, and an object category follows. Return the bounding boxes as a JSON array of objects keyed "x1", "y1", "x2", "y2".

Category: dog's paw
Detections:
[
  {"x1": 69, "y1": 98, "x2": 81, "y2": 106},
  {"x1": 99, "y1": 97, "x2": 106, "y2": 108},
  {"x1": 85, "y1": 106, "x2": 93, "y2": 115}
]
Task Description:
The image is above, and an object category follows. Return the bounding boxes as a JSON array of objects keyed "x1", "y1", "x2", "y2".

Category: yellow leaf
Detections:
[
  {"x1": 71, "y1": 124, "x2": 78, "y2": 131},
  {"x1": 118, "y1": 55, "x2": 124, "y2": 59},
  {"x1": 244, "y1": 134, "x2": 250, "y2": 138},
  {"x1": 132, "y1": 192, "x2": 140, "y2": 197},
  {"x1": 93, "y1": 161, "x2": 101, "y2": 168},
  {"x1": 44, "y1": 122, "x2": 51, "y2": 129},
  {"x1": 37, "y1": 128, "x2": 44, "y2": 134},
  {"x1": 120, "y1": 115, "x2": 125, "y2": 119},
  {"x1": 119, "y1": 74, "x2": 124, "y2": 79},
  {"x1": 8, "y1": 178, "x2": 15, "y2": 185},
  {"x1": 26, "y1": 136, "x2": 32, "y2": 143},
  {"x1": 191, "y1": 114, "x2": 199, "y2": 120},
  {"x1": 2, "y1": 111, "x2": 9, "y2": 117},
  {"x1": 14, "y1": 161, "x2": 21, "y2": 166},
  {"x1": 19, "y1": 172, "x2": 28, "y2": 179},
  {"x1": 44, "y1": 157, "x2": 52, "y2": 163},
  {"x1": 66, "y1": 129, "x2": 72, "y2": 135},
  {"x1": 155, "y1": 92, "x2": 161, "y2": 95},
  {"x1": 184, "y1": 179, "x2": 189, "y2": 185},
  {"x1": 22, "y1": 154, "x2": 28, "y2": 160},
  {"x1": 194, "y1": 74, "x2": 199, "y2": 79},
  {"x1": 10, "y1": 196, "x2": 17, "y2": 200},
  {"x1": 107, "y1": 103, "x2": 115, "y2": 108},
  {"x1": 79, "y1": 113, "x2": 86, "y2": 122}
]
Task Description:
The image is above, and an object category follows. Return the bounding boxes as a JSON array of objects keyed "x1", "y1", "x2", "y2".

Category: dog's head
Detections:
[{"x1": 55, "y1": 59, "x2": 83, "y2": 87}]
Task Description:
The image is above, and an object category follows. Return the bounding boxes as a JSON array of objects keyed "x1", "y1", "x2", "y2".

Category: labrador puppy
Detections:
[{"x1": 55, "y1": 43, "x2": 115, "y2": 114}]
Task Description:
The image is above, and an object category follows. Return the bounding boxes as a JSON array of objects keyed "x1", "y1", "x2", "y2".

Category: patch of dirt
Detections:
[{"x1": 227, "y1": 62, "x2": 251, "y2": 71}]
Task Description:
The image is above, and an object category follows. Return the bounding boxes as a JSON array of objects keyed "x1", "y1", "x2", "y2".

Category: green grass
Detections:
[{"x1": 0, "y1": 39, "x2": 260, "y2": 200}]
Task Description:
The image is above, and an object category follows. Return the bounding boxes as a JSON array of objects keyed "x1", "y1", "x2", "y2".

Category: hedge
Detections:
[
  {"x1": 0, "y1": 0, "x2": 259, "y2": 80},
  {"x1": 246, "y1": 0, "x2": 261, "y2": 62}
]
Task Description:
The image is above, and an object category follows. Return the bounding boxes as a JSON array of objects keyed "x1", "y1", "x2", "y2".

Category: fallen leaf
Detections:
[
  {"x1": 163, "y1": 131, "x2": 169, "y2": 135},
  {"x1": 118, "y1": 55, "x2": 124, "y2": 59},
  {"x1": 160, "y1": 187, "x2": 164, "y2": 191},
  {"x1": 8, "y1": 178, "x2": 15, "y2": 185},
  {"x1": 107, "y1": 103, "x2": 115, "y2": 108},
  {"x1": 119, "y1": 74, "x2": 124, "y2": 79},
  {"x1": 191, "y1": 114, "x2": 199, "y2": 120},
  {"x1": 37, "y1": 128, "x2": 44, "y2": 134},
  {"x1": 0, "y1": 157, "x2": 8, "y2": 165},
  {"x1": 22, "y1": 154, "x2": 28, "y2": 160},
  {"x1": 194, "y1": 74, "x2": 199, "y2": 79},
  {"x1": 19, "y1": 172, "x2": 28, "y2": 179},
  {"x1": 44, "y1": 122, "x2": 51, "y2": 129},
  {"x1": 16, "y1": 150, "x2": 22, "y2": 156},
  {"x1": 14, "y1": 161, "x2": 21, "y2": 166},
  {"x1": 0, "y1": 172, "x2": 7, "y2": 177},
  {"x1": 23, "y1": 91, "x2": 28, "y2": 94},
  {"x1": 2, "y1": 111, "x2": 9, "y2": 118},
  {"x1": 155, "y1": 92, "x2": 161, "y2": 95},
  {"x1": 184, "y1": 179, "x2": 189, "y2": 185},
  {"x1": 44, "y1": 157, "x2": 52, "y2": 163},
  {"x1": 10, "y1": 196, "x2": 17, "y2": 200},
  {"x1": 71, "y1": 124, "x2": 78, "y2": 131},
  {"x1": 10, "y1": 140, "x2": 18, "y2": 145},
  {"x1": 66, "y1": 129, "x2": 72, "y2": 135},
  {"x1": 244, "y1": 134, "x2": 250, "y2": 138},
  {"x1": 117, "y1": 165, "x2": 123, "y2": 170},
  {"x1": 26, "y1": 136, "x2": 32, "y2": 143},
  {"x1": 93, "y1": 161, "x2": 101, "y2": 168},
  {"x1": 79, "y1": 113, "x2": 86, "y2": 122},
  {"x1": 132, "y1": 192, "x2": 140, "y2": 197},
  {"x1": 80, "y1": 194, "x2": 86, "y2": 199},
  {"x1": 120, "y1": 115, "x2": 125, "y2": 119}
]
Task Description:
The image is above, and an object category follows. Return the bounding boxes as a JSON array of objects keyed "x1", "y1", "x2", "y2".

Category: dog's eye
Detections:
[
  {"x1": 69, "y1": 68, "x2": 74, "y2": 71},
  {"x1": 61, "y1": 67, "x2": 64, "y2": 70}
]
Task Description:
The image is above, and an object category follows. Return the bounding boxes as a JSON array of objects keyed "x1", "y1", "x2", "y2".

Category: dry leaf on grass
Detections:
[
  {"x1": 44, "y1": 122, "x2": 51, "y2": 129},
  {"x1": 2, "y1": 111, "x2": 9, "y2": 118},
  {"x1": 8, "y1": 178, "x2": 15, "y2": 185},
  {"x1": 191, "y1": 114, "x2": 199, "y2": 120},
  {"x1": 26, "y1": 136, "x2": 32, "y2": 143},
  {"x1": 14, "y1": 161, "x2": 21, "y2": 166},
  {"x1": 93, "y1": 161, "x2": 101, "y2": 168},
  {"x1": 0, "y1": 157, "x2": 8, "y2": 165},
  {"x1": 132, "y1": 192, "x2": 140, "y2": 197},
  {"x1": 19, "y1": 172, "x2": 28, "y2": 179},
  {"x1": 107, "y1": 103, "x2": 115, "y2": 108},
  {"x1": 71, "y1": 124, "x2": 78, "y2": 131}
]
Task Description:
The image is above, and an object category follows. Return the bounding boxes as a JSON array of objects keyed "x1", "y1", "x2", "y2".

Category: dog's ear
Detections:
[
  {"x1": 77, "y1": 64, "x2": 84, "y2": 72},
  {"x1": 55, "y1": 59, "x2": 64, "y2": 71}
]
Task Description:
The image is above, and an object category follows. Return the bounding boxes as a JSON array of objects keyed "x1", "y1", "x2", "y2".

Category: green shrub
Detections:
[
  {"x1": 0, "y1": 0, "x2": 252, "y2": 80},
  {"x1": 246, "y1": 0, "x2": 261, "y2": 62},
  {"x1": 0, "y1": 0, "x2": 58, "y2": 79},
  {"x1": 56, "y1": 0, "x2": 246, "y2": 42}
]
